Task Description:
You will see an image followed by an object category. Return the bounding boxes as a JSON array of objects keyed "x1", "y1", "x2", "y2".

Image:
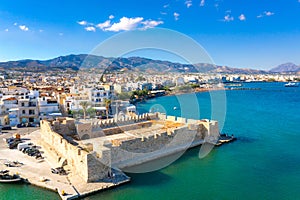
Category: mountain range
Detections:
[
  {"x1": 0, "y1": 54, "x2": 299, "y2": 74},
  {"x1": 269, "y1": 62, "x2": 300, "y2": 73}
]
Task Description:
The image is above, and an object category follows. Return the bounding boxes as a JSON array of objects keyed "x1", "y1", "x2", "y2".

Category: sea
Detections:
[{"x1": 1, "y1": 82, "x2": 300, "y2": 200}]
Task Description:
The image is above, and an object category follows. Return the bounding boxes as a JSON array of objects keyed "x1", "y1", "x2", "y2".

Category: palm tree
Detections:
[
  {"x1": 79, "y1": 101, "x2": 90, "y2": 119},
  {"x1": 104, "y1": 98, "x2": 111, "y2": 119}
]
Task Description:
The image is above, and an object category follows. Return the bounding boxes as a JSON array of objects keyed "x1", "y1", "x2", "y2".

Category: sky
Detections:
[{"x1": 1, "y1": 0, "x2": 300, "y2": 70}]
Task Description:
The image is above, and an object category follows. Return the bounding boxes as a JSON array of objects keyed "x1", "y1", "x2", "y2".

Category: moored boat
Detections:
[
  {"x1": 285, "y1": 82, "x2": 299, "y2": 87},
  {"x1": 0, "y1": 171, "x2": 22, "y2": 183}
]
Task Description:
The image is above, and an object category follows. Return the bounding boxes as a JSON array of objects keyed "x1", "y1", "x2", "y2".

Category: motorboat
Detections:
[{"x1": 285, "y1": 82, "x2": 299, "y2": 87}]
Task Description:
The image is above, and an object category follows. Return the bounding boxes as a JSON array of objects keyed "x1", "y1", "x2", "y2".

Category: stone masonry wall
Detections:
[{"x1": 40, "y1": 120, "x2": 110, "y2": 182}]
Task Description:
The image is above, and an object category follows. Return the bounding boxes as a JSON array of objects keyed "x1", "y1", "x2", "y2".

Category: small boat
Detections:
[
  {"x1": 218, "y1": 133, "x2": 237, "y2": 144},
  {"x1": 0, "y1": 171, "x2": 22, "y2": 183},
  {"x1": 285, "y1": 82, "x2": 299, "y2": 87}
]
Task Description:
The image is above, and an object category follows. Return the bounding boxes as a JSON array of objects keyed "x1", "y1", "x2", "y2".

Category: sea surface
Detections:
[{"x1": 1, "y1": 82, "x2": 300, "y2": 200}]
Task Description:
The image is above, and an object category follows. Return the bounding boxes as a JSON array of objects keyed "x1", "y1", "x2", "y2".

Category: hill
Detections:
[
  {"x1": 269, "y1": 63, "x2": 300, "y2": 73},
  {"x1": 0, "y1": 54, "x2": 267, "y2": 74}
]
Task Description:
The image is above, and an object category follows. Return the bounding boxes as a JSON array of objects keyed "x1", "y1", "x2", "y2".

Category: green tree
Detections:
[
  {"x1": 79, "y1": 101, "x2": 90, "y2": 119},
  {"x1": 117, "y1": 92, "x2": 132, "y2": 100},
  {"x1": 87, "y1": 107, "x2": 96, "y2": 118},
  {"x1": 104, "y1": 98, "x2": 111, "y2": 119}
]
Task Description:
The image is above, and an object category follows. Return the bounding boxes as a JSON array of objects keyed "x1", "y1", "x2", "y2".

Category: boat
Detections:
[
  {"x1": 218, "y1": 133, "x2": 237, "y2": 144},
  {"x1": 0, "y1": 171, "x2": 22, "y2": 183},
  {"x1": 285, "y1": 82, "x2": 299, "y2": 87}
]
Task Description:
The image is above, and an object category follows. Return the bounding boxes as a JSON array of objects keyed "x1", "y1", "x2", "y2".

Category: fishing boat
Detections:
[
  {"x1": 284, "y1": 82, "x2": 299, "y2": 87},
  {"x1": 0, "y1": 170, "x2": 22, "y2": 183}
]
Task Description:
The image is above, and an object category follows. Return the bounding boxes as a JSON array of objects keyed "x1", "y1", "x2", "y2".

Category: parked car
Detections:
[
  {"x1": 1, "y1": 126, "x2": 12, "y2": 130},
  {"x1": 17, "y1": 123, "x2": 26, "y2": 128},
  {"x1": 27, "y1": 123, "x2": 39, "y2": 127}
]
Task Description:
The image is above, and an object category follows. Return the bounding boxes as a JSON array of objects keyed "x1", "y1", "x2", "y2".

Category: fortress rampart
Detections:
[{"x1": 40, "y1": 113, "x2": 219, "y2": 182}]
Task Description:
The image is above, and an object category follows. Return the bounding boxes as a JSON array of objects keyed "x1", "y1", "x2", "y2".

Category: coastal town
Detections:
[
  {"x1": 0, "y1": 68, "x2": 299, "y2": 129},
  {"x1": 0, "y1": 65, "x2": 299, "y2": 199}
]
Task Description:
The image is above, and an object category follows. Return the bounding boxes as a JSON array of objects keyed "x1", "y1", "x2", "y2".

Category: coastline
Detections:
[{"x1": 133, "y1": 85, "x2": 261, "y2": 106}]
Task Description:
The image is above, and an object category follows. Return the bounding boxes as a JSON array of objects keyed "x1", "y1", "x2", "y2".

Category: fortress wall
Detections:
[
  {"x1": 40, "y1": 114, "x2": 219, "y2": 182},
  {"x1": 108, "y1": 123, "x2": 211, "y2": 168},
  {"x1": 208, "y1": 120, "x2": 219, "y2": 138},
  {"x1": 108, "y1": 131, "x2": 175, "y2": 166},
  {"x1": 76, "y1": 123, "x2": 105, "y2": 140},
  {"x1": 166, "y1": 116, "x2": 176, "y2": 121},
  {"x1": 103, "y1": 121, "x2": 153, "y2": 136},
  {"x1": 157, "y1": 113, "x2": 167, "y2": 120},
  {"x1": 52, "y1": 118, "x2": 77, "y2": 136},
  {"x1": 176, "y1": 117, "x2": 187, "y2": 123},
  {"x1": 40, "y1": 120, "x2": 109, "y2": 182},
  {"x1": 96, "y1": 113, "x2": 158, "y2": 128}
]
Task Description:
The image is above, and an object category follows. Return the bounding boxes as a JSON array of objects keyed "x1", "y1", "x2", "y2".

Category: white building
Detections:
[
  {"x1": 86, "y1": 86, "x2": 111, "y2": 106},
  {"x1": 38, "y1": 95, "x2": 60, "y2": 120},
  {"x1": 18, "y1": 96, "x2": 39, "y2": 124}
]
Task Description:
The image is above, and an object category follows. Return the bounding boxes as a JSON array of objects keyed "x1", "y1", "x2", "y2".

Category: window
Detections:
[
  {"x1": 22, "y1": 110, "x2": 25, "y2": 114},
  {"x1": 29, "y1": 110, "x2": 35, "y2": 115},
  {"x1": 21, "y1": 103, "x2": 25, "y2": 106}
]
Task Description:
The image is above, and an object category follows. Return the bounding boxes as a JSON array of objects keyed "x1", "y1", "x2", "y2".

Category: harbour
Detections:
[{"x1": 1, "y1": 82, "x2": 300, "y2": 200}]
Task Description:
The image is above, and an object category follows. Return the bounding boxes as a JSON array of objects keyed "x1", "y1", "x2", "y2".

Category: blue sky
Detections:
[{"x1": 1, "y1": 0, "x2": 300, "y2": 69}]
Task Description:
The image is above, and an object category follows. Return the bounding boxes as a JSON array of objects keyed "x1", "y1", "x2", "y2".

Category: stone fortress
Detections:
[{"x1": 40, "y1": 113, "x2": 220, "y2": 183}]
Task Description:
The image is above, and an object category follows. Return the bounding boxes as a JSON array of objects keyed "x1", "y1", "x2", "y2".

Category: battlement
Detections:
[{"x1": 40, "y1": 113, "x2": 220, "y2": 182}]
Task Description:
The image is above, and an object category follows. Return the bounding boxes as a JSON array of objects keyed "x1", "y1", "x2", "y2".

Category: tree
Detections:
[
  {"x1": 87, "y1": 107, "x2": 96, "y2": 118},
  {"x1": 117, "y1": 92, "x2": 132, "y2": 100},
  {"x1": 104, "y1": 98, "x2": 111, "y2": 119},
  {"x1": 79, "y1": 101, "x2": 90, "y2": 119}
]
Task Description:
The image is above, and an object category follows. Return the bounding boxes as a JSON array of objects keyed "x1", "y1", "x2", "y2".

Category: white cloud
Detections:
[
  {"x1": 174, "y1": 12, "x2": 180, "y2": 20},
  {"x1": 200, "y1": 0, "x2": 205, "y2": 6},
  {"x1": 79, "y1": 16, "x2": 163, "y2": 32},
  {"x1": 265, "y1": 11, "x2": 274, "y2": 16},
  {"x1": 13, "y1": 22, "x2": 17, "y2": 26},
  {"x1": 109, "y1": 15, "x2": 114, "y2": 20},
  {"x1": 96, "y1": 20, "x2": 111, "y2": 30},
  {"x1": 5, "y1": 29, "x2": 8, "y2": 32},
  {"x1": 77, "y1": 20, "x2": 87, "y2": 25},
  {"x1": 105, "y1": 17, "x2": 144, "y2": 32},
  {"x1": 141, "y1": 20, "x2": 164, "y2": 29},
  {"x1": 239, "y1": 14, "x2": 246, "y2": 21},
  {"x1": 163, "y1": 4, "x2": 169, "y2": 8},
  {"x1": 257, "y1": 11, "x2": 274, "y2": 18},
  {"x1": 85, "y1": 26, "x2": 96, "y2": 32},
  {"x1": 160, "y1": 12, "x2": 167, "y2": 15},
  {"x1": 19, "y1": 25, "x2": 29, "y2": 31},
  {"x1": 185, "y1": 0, "x2": 192, "y2": 8},
  {"x1": 223, "y1": 14, "x2": 234, "y2": 22}
]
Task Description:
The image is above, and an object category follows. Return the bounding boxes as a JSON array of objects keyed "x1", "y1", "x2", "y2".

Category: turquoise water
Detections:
[{"x1": 1, "y1": 82, "x2": 300, "y2": 200}]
